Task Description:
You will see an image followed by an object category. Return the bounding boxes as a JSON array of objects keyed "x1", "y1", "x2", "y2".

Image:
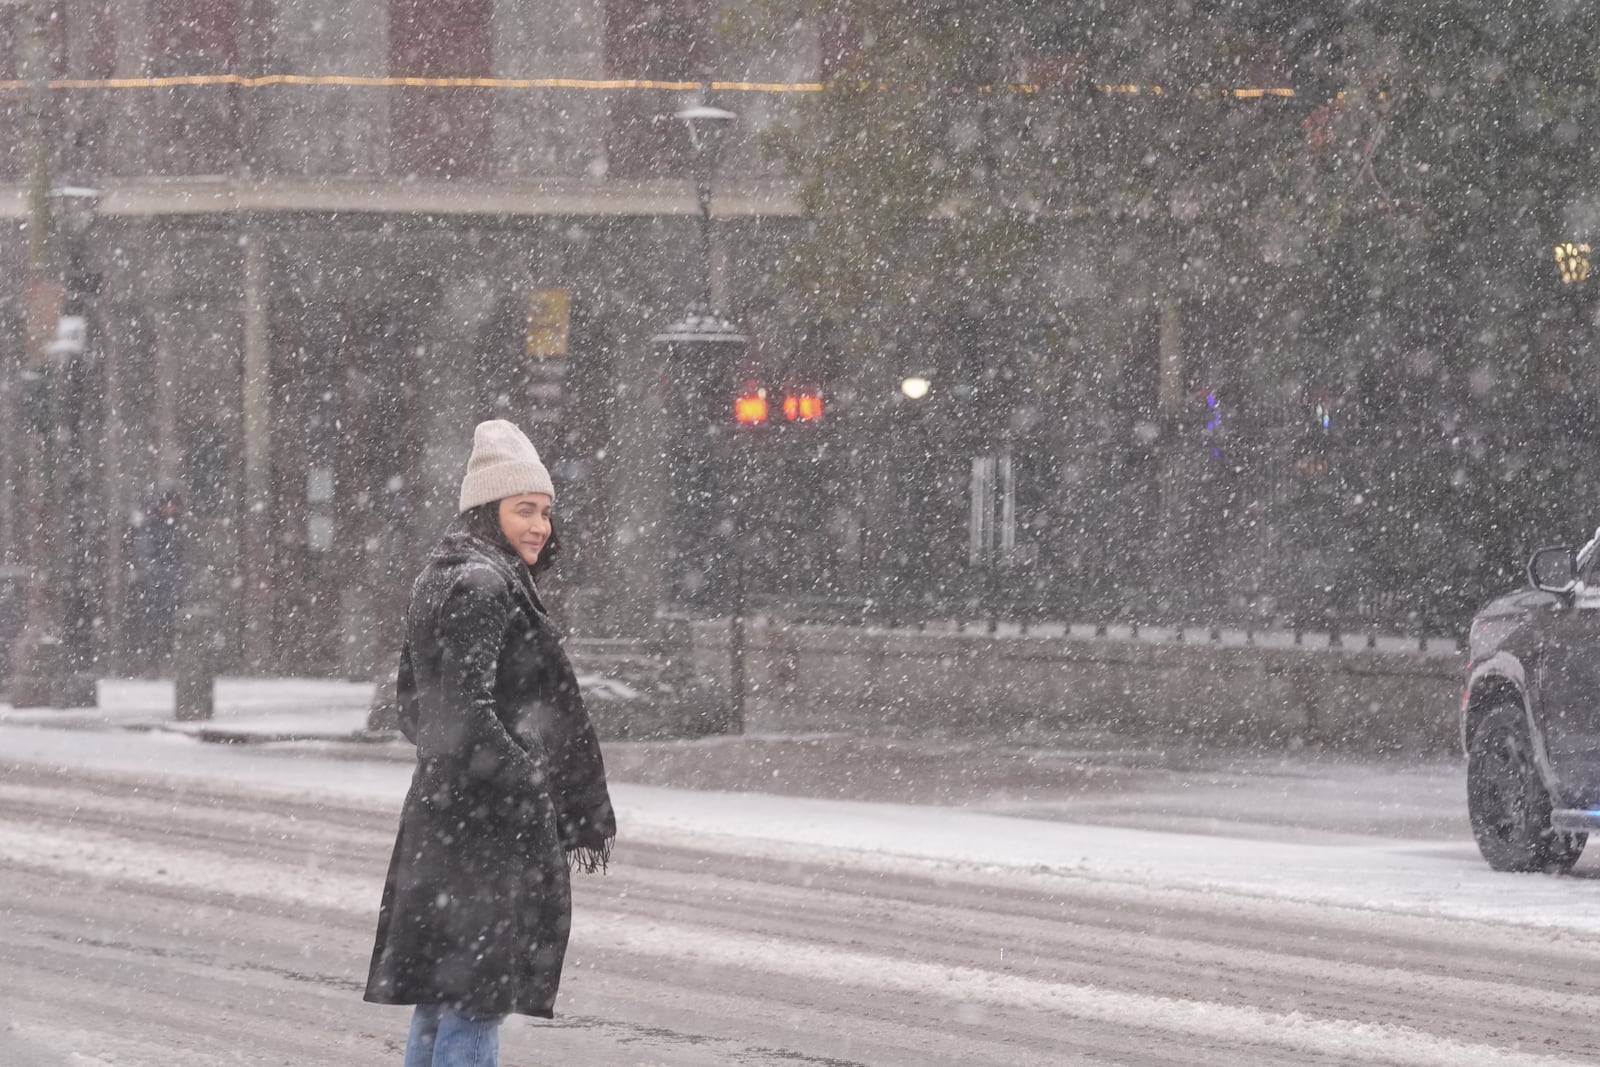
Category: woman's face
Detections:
[{"x1": 497, "y1": 493, "x2": 553, "y2": 566}]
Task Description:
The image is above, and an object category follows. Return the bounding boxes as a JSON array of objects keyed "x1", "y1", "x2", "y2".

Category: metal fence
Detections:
[{"x1": 728, "y1": 411, "x2": 1596, "y2": 643}]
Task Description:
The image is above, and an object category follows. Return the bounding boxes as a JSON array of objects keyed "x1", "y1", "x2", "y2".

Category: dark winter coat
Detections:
[{"x1": 364, "y1": 523, "x2": 616, "y2": 1019}]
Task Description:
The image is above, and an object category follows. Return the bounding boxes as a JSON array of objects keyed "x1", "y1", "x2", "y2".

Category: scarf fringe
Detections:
[{"x1": 567, "y1": 837, "x2": 613, "y2": 875}]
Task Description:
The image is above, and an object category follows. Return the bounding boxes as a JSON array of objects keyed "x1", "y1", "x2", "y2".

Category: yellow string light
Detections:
[{"x1": 0, "y1": 73, "x2": 1294, "y2": 97}]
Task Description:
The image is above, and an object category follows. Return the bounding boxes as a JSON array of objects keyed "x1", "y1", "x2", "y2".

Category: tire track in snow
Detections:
[
  {"x1": 0, "y1": 814, "x2": 1581, "y2": 1067},
  {"x1": 3, "y1": 776, "x2": 1587, "y2": 1051}
]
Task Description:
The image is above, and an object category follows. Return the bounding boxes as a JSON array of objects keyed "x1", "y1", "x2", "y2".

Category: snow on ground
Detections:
[
  {"x1": 1, "y1": 770, "x2": 1577, "y2": 1067},
  {"x1": 0, "y1": 674, "x2": 633, "y2": 738},
  {"x1": 0, "y1": 677, "x2": 375, "y2": 737},
  {"x1": 4, "y1": 718, "x2": 1598, "y2": 944}
]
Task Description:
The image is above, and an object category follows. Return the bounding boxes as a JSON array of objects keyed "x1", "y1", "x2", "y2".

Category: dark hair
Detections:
[{"x1": 461, "y1": 500, "x2": 562, "y2": 579}]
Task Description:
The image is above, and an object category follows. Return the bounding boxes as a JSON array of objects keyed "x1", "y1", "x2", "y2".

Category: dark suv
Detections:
[{"x1": 1463, "y1": 528, "x2": 1600, "y2": 872}]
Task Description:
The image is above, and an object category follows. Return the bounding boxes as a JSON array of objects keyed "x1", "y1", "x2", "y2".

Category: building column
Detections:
[
  {"x1": 147, "y1": 233, "x2": 250, "y2": 681},
  {"x1": 0, "y1": 279, "x2": 19, "y2": 569},
  {"x1": 1154, "y1": 293, "x2": 1196, "y2": 619},
  {"x1": 106, "y1": 0, "x2": 150, "y2": 174},
  {"x1": 367, "y1": 273, "x2": 492, "y2": 728},
  {"x1": 148, "y1": 239, "x2": 181, "y2": 487},
  {"x1": 415, "y1": 277, "x2": 498, "y2": 521},
  {"x1": 240, "y1": 229, "x2": 273, "y2": 671},
  {"x1": 607, "y1": 320, "x2": 669, "y2": 637},
  {"x1": 98, "y1": 284, "x2": 127, "y2": 672},
  {"x1": 1157, "y1": 294, "x2": 1185, "y2": 421}
]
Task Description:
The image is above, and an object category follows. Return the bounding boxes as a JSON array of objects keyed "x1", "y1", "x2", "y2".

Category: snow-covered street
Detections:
[
  {"x1": 4, "y1": 720, "x2": 1599, "y2": 1066},
  {"x1": 8, "y1": 4, "x2": 1600, "y2": 1065}
]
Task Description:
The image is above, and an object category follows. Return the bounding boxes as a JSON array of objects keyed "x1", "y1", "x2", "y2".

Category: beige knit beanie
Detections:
[{"x1": 458, "y1": 420, "x2": 556, "y2": 512}]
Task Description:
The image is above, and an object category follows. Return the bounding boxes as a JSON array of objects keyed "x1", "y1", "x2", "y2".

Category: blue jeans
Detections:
[{"x1": 403, "y1": 1005, "x2": 504, "y2": 1067}]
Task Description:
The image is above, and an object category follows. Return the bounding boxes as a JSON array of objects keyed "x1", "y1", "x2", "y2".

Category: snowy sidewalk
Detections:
[
  {"x1": 0, "y1": 677, "x2": 379, "y2": 742},
  {"x1": 1, "y1": 674, "x2": 1474, "y2": 844},
  {"x1": 3, "y1": 679, "x2": 1593, "y2": 943}
]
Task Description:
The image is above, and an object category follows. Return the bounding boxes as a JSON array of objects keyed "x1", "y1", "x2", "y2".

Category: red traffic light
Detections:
[
  {"x1": 734, "y1": 383, "x2": 768, "y2": 425},
  {"x1": 783, "y1": 390, "x2": 824, "y2": 422}
]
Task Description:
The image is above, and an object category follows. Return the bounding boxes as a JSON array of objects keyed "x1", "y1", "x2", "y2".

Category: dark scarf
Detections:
[{"x1": 436, "y1": 521, "x2": 617, "y2": 873}]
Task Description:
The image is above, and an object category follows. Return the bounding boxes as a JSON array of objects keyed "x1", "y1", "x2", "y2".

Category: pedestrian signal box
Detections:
[
  {"x1": 783, "y1": 390, "x2": 824, "y2": 422},
  {"x1": 734, "y1": 384, "x2": 769, "y2": 426}
]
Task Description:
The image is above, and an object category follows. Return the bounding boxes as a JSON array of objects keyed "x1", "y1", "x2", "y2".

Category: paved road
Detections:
[{"x1": 3, "y1": 755, "x2": 1598, "y2": 1067}]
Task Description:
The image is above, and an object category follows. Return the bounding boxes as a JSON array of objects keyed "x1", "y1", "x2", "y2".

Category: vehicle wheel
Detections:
[{"x1": 1467, "y1": 703, "x2": 1586, "y2": 873}]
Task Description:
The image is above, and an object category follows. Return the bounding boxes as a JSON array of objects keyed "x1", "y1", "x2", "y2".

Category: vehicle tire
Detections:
[{"x1": 1467, "y1": 703, "x2": 1586, "y2": 873}]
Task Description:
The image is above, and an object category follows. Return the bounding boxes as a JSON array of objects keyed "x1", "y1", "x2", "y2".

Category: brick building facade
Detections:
[{"x1": 0, "y1": 0, "x2": 819, "y2": 676}]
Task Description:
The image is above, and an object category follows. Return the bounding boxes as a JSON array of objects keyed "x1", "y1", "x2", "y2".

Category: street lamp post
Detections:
[
  {"x1": 673, "y1": 99, "x2": 736, "y2": 313},
  {"x1": 652, "y1": 92, "x2": 747, "y2": 732},
  {"x1": 9, "y1": 184, "x2": 101, "y2": 709},
  {"x1": 53, "y1": 187, "x2": 102, "y2": 679}
]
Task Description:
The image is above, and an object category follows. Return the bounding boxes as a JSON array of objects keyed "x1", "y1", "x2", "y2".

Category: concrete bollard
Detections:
[
  {"x1": 173, "y1": 603, "x2": 223, "y2": 721},
  {"x1": 0, "y1": 565, "x2": 27, "y2": 688}
]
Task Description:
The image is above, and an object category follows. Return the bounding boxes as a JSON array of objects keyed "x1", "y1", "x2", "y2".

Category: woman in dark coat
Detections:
[{"x1": 365, "y1": 419, "x2": 616, "y2": 1067}]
